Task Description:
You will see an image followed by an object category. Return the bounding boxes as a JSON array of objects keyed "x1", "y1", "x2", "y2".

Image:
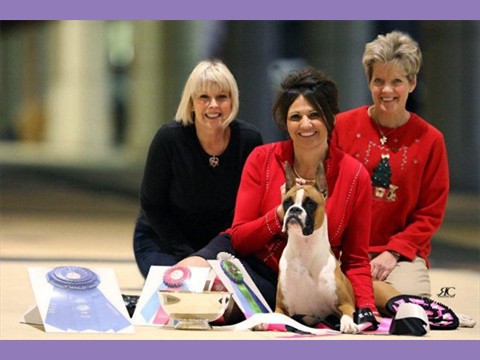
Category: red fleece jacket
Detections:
[{"x1": 228, "y1": 140, "x2": 376, "y2": 310}]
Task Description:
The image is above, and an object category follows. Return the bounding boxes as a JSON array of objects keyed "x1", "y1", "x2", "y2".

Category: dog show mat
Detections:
[{"x1": 212, "y1": 305, "x2": 430, "y2": 337}]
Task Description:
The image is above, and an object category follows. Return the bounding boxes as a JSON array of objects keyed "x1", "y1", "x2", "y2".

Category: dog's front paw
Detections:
[{"x1": 340, "y1": 315, "x2": 359, "y2": 334}]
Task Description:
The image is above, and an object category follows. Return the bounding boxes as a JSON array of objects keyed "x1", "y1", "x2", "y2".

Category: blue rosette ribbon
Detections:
[{"x1": 45, "y1": 266, "x2": 130, "y2": 332}]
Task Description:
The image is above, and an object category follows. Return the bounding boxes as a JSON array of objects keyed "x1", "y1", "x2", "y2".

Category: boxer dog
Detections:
[{"x1": 275, "y1": 161, "x2": 359, "y2": 333}]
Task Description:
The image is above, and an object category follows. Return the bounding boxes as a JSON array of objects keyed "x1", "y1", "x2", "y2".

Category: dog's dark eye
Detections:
[
  {"x1": 283, "y1": 198, "x2": 294, "y2": 210},
  {"x1": 303, "y1": 198, "x2": 317, "y2": 212}
]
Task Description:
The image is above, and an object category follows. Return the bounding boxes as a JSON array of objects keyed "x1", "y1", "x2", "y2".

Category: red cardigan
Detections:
[
  {"x1": 331, "y1": 106, "x2": 449, "y2": 266},
  {"x1": 228, "y1": 140, "x2": 376, "y2": 310}
]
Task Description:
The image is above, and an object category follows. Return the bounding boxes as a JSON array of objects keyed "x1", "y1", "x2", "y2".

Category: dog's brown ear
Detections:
[
  {"x1": 284, "y1": 161, "x2": 296, "y2": 192},
  {"x1": 315, "y1": 162, "x2": 328, "y2": 198}
]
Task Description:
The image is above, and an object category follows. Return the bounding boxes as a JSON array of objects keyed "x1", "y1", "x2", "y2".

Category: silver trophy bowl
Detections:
[{"x1": 158, "y1": 291, "x2": 232, "y2": 330}]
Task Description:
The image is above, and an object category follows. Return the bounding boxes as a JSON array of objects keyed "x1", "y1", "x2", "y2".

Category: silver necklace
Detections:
[
  {"x1": 208, "y1": 139, "x2": 228, "y2": 168},
  {"x1": 209, "y1": 155, "x2": 220, "y2": 168},
  {"x1": 204, "y1": 128, "x2": 230, "y2": 168}
]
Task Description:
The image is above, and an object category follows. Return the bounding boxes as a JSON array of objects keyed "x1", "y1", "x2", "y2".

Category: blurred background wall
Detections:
[{"x1": 1, "y1": 20, "x2": 479, "y2": 195}]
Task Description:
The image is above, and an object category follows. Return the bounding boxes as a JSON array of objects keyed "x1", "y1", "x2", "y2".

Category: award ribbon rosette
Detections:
[
  {"x1": 131, "y1": 265, "x2": 210, "y2": 327},
  {"x1": 209, "y1": 259, "x2": 272, "y2": 318},
  {"x1": 140, "y1": 266, "x2": 191, "y2": 325},
  {"x1": 25, "y1": 266, "x2": 134, "y2": 333}
]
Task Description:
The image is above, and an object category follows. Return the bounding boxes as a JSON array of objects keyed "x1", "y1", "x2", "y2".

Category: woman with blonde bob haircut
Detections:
[
  {"x1": 133, "y1": 59, "x2": 263, "y2": 278},
  {"x1": 175, "y1": 59, "x2": 240, "y2": 127}
]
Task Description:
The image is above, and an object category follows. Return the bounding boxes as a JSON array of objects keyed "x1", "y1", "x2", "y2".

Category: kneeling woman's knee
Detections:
[{"x1": 192, "y1": 233, "x2": 235, "y2": 260}]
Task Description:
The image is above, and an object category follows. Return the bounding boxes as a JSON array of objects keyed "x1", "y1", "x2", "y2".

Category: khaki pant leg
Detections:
[{"x1": 385, "y1": 257, "x2": 431, "y2": 297}]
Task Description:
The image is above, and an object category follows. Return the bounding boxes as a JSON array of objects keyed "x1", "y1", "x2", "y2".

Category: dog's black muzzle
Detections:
[{"x1": 285, "y1": 206, "x2": 314, "y2": 236}]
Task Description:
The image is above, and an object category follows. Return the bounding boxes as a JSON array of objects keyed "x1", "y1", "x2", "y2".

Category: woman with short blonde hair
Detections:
[
  {"x1": 133, "y1": 59, "x2": 262, "y2": 279},
  {"x1": 333, "y1": 31, "x2": 475, "y2": 329},
  {"x1": 175, "y1": 59, "x2": 239, "y2": 127},
  {"x1": 362, "y1": 31, "x2": 422, "y2": 84}
]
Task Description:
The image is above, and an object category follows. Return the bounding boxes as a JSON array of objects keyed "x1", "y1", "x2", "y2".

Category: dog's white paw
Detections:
[{"x1": 340, "y1": 315, "x2": 359, "y2": 334}]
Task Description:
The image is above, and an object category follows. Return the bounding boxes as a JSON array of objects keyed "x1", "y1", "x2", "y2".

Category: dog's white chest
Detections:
[
  {"x1": 279, "y1": 255, "x2": 338, "y2": 318},
  {"x1": 278, "y1": 226, "x2": 339, "y2": 319}
]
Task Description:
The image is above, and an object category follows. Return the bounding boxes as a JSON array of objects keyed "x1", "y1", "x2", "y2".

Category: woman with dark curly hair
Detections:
[{"x1": 180, "y1": 67, "x2": 378, "y2": 330}]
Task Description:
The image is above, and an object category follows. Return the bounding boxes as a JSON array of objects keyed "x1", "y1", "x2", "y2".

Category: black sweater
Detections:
[{"x1": 140, "y1": 119, "x2": 263, "y2": 256}]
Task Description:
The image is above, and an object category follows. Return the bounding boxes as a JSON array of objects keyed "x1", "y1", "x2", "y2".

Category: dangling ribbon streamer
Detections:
[{"x1": 220, "y1": 260, "x2": 269, "y2": 318}]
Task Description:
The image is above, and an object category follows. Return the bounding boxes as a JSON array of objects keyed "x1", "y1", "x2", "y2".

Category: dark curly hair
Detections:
[{"x1": 272, "y1": 67, "x2": 339, "y2": 141}]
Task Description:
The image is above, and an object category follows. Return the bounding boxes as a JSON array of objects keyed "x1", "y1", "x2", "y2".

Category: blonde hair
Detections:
[
  {"x1": 362, "y1": 31, "x2": 422, "y2": 84},
  {"x1": 175, "y1": 59, "x2": 239, "y2": 127}
]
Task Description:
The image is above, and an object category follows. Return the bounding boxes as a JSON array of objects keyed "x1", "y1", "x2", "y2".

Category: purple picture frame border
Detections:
[
  {"x1": 1, "y1": 0, "x2": 480, "y2": 20},
  {"x1": 1, "y1": 1, "x2": 479, "y2": 359},
  {"x1": 1, "y1": 339, "x2": 480, "y2": 360}
]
